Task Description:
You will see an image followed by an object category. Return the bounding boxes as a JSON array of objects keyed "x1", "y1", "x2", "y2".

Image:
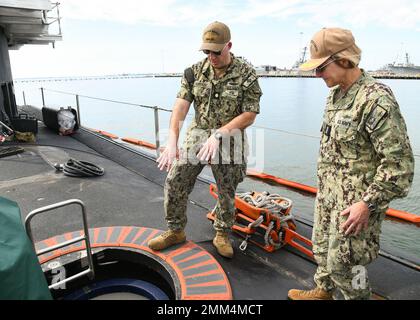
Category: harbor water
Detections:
[{"x1": 13, "y1": 76, "x2": 420, "y2": 264}]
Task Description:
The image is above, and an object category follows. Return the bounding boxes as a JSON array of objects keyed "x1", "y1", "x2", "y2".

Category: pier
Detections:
[
  {"x1": 13, "y1": 73, "x2": 183, "y2": 83},
  {"x1": 256, "y1": 72, "x2": 420, "y2": 80},
  {"x1": 13, "y1": 71, "x2": 420, "y2": 83}
]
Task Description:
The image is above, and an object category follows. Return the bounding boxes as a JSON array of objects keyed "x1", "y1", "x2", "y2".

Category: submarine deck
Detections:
[{"x1": 1, "y1": 124, "x2": 419, "y2": 300}]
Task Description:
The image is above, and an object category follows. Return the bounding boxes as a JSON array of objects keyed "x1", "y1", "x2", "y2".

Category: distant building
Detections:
[{"x1": 255, "y1": 65, "x2": 278, "y2": 75}]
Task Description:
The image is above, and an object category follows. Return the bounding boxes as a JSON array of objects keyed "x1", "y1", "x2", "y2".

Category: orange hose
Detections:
[
  {"x1": 386, "y1": 208, "x2": 420, "y2": 223},
  {"x1": 247, "y1": 169, "x2": 420, "y2": 224},
  {"x1": 90, "y1": 128, "x2": 119, "y2": 139},
  {"x1": 247, "y1": 169, "x2": 317, "y2": 194},
  {"x1": 122, "y1": 137, "x2": 157, "y2": 150}
]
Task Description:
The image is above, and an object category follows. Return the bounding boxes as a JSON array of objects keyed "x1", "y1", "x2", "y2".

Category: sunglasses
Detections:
[
  {"x1": 203, "y1": 43, "x2": 227, "y2": 56},
  {"x1": 316, "y1": 58, "x2": 337, "y2": 73}
]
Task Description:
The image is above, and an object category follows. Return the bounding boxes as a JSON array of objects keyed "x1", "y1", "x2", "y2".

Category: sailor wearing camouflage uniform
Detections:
[
  {"x1": 288, "y1": 28, "x2": 414, "y2": 300},
  {"x1": 148, "y1": 21, "x2": 262, "y2": 258}
]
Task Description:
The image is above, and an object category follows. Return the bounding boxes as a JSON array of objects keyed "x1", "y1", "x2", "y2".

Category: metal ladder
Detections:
[{"x1": 25, "y1": 199, "x2": 95, "y2": 290}]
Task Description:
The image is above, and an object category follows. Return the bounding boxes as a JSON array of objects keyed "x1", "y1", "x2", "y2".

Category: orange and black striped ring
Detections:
[{"x1": 36, "y1": 226, "x2": 233, "y2": 300}]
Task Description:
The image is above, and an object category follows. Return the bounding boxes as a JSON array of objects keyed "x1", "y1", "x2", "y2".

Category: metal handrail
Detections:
[
  {"x1": 25, "y1": 199, "x2": 95, "y2": 290},
  {"x1": 33, "y1": 88, "x2": 420, "y2": 159},
  {"x1": 40, "y1": 88, "x2": 172, "y2": 112},
  {"x1": 42, "y1": 2, "x2": 62, "y2": 37}
]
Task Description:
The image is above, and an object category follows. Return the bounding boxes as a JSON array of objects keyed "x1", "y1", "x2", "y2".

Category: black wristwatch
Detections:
[{"x1": 363, "y1": 201, "x2": 376, "y2": 213}]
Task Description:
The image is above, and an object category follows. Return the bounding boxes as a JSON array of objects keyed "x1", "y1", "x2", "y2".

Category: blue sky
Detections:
[{"x1": 9, "y1": 0, "x2": 420, "y2": 78}]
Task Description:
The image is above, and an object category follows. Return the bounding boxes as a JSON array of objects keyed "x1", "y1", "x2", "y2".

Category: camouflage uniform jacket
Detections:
[
  {"x1": 318, "y1": 70, "x2": 414, "y2": 211},
  {"x1": 176, "y1": 54, "x2": 262, "y2": 160}
]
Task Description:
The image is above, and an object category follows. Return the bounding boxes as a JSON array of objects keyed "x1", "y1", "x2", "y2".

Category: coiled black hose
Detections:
[{"x1": 55, "y1": 158, "x2": 105, "y2": 177}]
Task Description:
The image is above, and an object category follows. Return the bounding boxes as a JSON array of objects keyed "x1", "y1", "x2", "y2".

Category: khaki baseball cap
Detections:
[
  {"x1": 200, "y1": 21, "x2": 231, "y2": 52},
  {"x1": 300, "y1": 28, "x2": 360, "y2": 71}
]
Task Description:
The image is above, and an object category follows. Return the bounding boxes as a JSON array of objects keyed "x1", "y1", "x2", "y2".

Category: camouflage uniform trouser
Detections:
[
  {"x1": 164, "y1": 160, "x2": 246, "y2": 232},
  {"x1": 312, "y1": 196, "x2": 384, "y2": 300}
]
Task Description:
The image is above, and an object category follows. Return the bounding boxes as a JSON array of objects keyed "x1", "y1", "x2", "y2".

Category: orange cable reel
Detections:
[{"x1": 207, "y1": 184, "x2": 313, "y2": 257}]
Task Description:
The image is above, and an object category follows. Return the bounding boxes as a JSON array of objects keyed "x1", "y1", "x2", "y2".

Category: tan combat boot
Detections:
[
  {"x1": 148, "y1": 230, "x2": 186, "y2": 251},
  {"x1": 213, "y1": 231, "x2": 234, "y2": 258},
  {"x1": 288, "y1": 287, "x2": 333, "y2": 300}
]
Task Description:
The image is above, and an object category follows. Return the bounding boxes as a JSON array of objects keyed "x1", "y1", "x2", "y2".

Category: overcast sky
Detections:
[{"x1": 9, "y1": 0, "x2": 420, "y2": 78}]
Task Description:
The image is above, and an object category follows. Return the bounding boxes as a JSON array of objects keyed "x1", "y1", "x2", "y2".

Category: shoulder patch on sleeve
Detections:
[
  {"x1": 366, "y1": 105, "x2": 388, "y2": 132},
  {"x1": 242, "y1": 74, "x2": 257, "y2": 89},
  {"x1": 184, "y1": 67, "x2": 195, "y2": 86}
]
